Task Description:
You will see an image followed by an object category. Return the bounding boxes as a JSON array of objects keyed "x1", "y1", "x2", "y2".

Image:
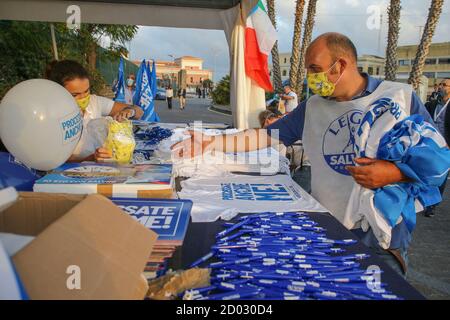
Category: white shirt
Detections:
[
  {"x1": 284, "y1": 91, "x2": 298, "y2": 113},
  {"x1": 166, "y1": 89, "x2": 173, "y2": 98},
  {"x1": 124, "y1": 87, "x2": 135, "y2": 105},
  {"x1": 178, "y1": 175, "x2": 327, "y2": 222},
  {"x1": 71, "y1": 95, "x2": 114, "y2": 160}
]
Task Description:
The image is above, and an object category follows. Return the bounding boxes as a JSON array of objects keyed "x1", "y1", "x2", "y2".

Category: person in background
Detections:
[
  {"x1": 166, "y1": 85, "x2": 173, "y2": 109},
  {"x1": 279, "y1": 84, "x2": 298, "y2": 114},
  {"x1": 425, "y1": 82, "x2": 443, "y2": 117},
  {"x1": 124, "y1": 74, "x2": 136, "y2": 105},
  {"x1": 445, "y1": 95, "x2": 450, "y2": 146},
  {"x1": 258, "y1": 110, "x2": 283, "y2": 128},
  {"x1": 428, "y1": 83, "x2": 441, "y2": 102},
  {"x1": 196, "y1": 86, "x2": 201, "y2": 98},
  {"x1": 433, "y1": 78, "x2": 450, "y2": 137},
  {"x1": 423, "y1": 78, "x2": 450, "y2": 217},
  {"x1": 45, "y1": 60, "x2": 143, "y2": 162},
  {"x1": 178, "y1": 87, "x2": 187, "y2": 110}
]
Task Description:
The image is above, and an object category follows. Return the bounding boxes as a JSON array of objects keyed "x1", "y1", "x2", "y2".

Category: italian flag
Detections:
[{"x1": 245, "y1": 0, "x2": 278, "y2": 92}]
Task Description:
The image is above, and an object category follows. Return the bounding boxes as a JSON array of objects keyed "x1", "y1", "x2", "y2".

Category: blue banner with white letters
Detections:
[{"x1": 114, "y1": 57, "x2": 126, "y2": 103}]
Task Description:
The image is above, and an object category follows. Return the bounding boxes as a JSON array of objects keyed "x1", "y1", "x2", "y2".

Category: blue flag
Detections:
[
  {"x1": 151, "y1": 60, "x2": 157, "y2": 98},
  {"x1": 114, "y1": 57, "x2": 126, "y2": 103},
  {"x1": 134, "y1": 60, "x2": 159, "y2": 122}
]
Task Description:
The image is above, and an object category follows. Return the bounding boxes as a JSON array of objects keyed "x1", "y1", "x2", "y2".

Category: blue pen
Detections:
[
  {"x1": 189, "y1": 251, "x2": 215, "y2": 268},
  {"x1": 216, "y1": 218, "x2": 251, "y2": 239},
  {"x1": 197, "y1": 288, "x2": 262, "y2": 300},
  {"x1": 209, "y1": 256, "x2": 262, "y2": 268},
  {"x1": 217, "y1": 230, "x2": 250, "y2": 243}
]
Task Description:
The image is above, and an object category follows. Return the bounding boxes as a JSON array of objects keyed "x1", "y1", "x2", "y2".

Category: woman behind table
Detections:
[{"x1": 45, "y1": 60, "x2": 143, "y2": 162}]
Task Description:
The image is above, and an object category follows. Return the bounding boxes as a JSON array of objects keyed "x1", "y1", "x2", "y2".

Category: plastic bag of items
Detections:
[{"x1": 104, "y1": 118, "x2": 136, "y2": 164}]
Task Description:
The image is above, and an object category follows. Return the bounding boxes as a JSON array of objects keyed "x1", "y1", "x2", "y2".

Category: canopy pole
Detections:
[{"x1": 50, "y1": 23, "x2": 59, "y2": 60}]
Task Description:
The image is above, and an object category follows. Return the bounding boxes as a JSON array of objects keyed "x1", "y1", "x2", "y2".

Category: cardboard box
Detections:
[{"x1": 0, "y1": 192, "x2": 158, "y2": 300}]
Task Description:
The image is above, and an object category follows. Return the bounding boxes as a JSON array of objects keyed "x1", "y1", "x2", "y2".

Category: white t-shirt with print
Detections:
[
  {"x1": 71, "y1": 94, "x2": 114, "y2": 160},
  {"x1": 284, "y1": 91, "x2": 298, "y2": 113},
  {"x1": 178, "y1": 174, "x2": 327, "y2": 222}
]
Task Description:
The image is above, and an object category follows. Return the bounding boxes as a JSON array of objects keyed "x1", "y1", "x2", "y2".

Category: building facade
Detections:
[
  {"x1": 396, "y1": 42, "x2": 450, "y2": 87},
  {"x1": 269, "y1": 52, "x2": 292, "y2": 83},
  {"x1": 133, "y1": 56, "x2": 213, "y2": 90},
  {"x1": 357, "y1": 55, "x2": 385, "y2": 77}
]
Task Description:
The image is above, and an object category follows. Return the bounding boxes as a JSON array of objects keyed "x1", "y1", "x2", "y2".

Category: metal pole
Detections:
[
  {"x1": 377, "y1": 14, "x2": 383, "y2": 56},
  {"x1": 50, "y1": 23, "x2": 59, "y2": 60}
]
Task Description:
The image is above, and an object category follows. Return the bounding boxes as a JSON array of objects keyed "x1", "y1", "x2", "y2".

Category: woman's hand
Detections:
[
  {"x1": 113, "y1": 108, "x2": 135, "y2": 122},
  {"x1": 95, "y1": 147, "x2": 112, "y2": 162}
]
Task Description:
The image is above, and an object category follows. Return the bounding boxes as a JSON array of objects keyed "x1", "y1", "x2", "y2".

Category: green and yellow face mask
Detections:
[
  {"x1": 307, "y1": 61, "x2": 344, "y2": 97},
  {"x1": 76, "y1": 94, "x2": 90, "y2": 111}
]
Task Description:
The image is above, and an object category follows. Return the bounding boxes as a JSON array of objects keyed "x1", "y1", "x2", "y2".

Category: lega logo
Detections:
[{"x1": 322, "y1": 110, "x2": 363, "y2": 175}]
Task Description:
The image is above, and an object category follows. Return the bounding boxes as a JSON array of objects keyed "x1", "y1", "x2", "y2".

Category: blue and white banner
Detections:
[
  {"x1": 134, "y1": 60, "x2": 160, "y2": 122},
  {"x1": 150, "y1": 60, "x2": 157, "y2": 99},
  {"x1": 114, "y1": 57, "x2": 126, "y2": 103}
]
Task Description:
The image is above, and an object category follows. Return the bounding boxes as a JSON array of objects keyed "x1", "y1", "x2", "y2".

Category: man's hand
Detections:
[
  {"x1": 95, "y1": 147, "x2": 112, "y2": 162},
  {"x1": 346, "y1": 157, "x2": 408, "y2": 189},
  {"x1": 113, "y1": 108, "x2": 135, "y2": 122},
  {"x1": 170, "y1": 131, "x2": 214, "y2": 159}
]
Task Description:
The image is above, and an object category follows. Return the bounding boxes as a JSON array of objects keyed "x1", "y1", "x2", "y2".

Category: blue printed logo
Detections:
[
  {"x1": 322, "y1": 110, "x2": 363, "y2": 175},
  {"x1": 60, "y1": 112, "x2": 82, "y2": 144},
  {"x1": 119, "y1": 202, "x2": 182, "y2": 236},
  {"x1": 221, "y1": 183, "x2": 294, "y2": 201}
]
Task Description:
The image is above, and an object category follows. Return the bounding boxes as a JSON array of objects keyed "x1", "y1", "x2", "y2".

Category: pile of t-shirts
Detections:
[
  {"x1": 166, "y1": 128, "x2": 290, "y2": 178},
  {"x1": 172, "y1": 147, "x2": 290, "y2": 178}
]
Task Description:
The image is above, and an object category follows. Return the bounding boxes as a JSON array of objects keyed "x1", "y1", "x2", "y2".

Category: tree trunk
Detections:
[
  {"x1": 408, "y1": 0, "x2": 444, "y2": 90},
  {"x1": 384, "y1": 0, "x2": 401, "y2": 81},
  {"x1": 297, "y1": 0, "x2": 318, "y2": 98},
  {"x1": 87, "y1": 43, "x2": 97, "y2": 71},
  {"x1": 266, "y1": 0, "x2": 282, "y2": 93},
  {"x1": 83, "y1": 24, "x2": 97, "y2": 71},
  {"x1": 289, "y1": 0, "x2": 306, "y2": 93}
]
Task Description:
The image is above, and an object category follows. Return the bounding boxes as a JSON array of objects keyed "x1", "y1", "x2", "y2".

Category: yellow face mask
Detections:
[
  {"x1": 76, "y1": 94, "x2": 90, "y2": 111},
  {"x1": 307, "y1": 61, "x2": 344, "y2": 97}
]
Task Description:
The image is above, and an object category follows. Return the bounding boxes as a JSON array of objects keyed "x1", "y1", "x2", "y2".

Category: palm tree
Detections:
[
  {"x1": 408, "y1": 0, "x2": 444, "y2": 90},
  {"x1": 289, "y1": 0, "x2": 306, "y2": 93},
  {"x1": 297, "y1": 0, "x2": 318, "y2": 97},
  {"x1": 384, "y1": 0, "x2": 401, "y2": 81},
  {"x1": 266, "y1": 0, "x2": 282, "y2": 93}
]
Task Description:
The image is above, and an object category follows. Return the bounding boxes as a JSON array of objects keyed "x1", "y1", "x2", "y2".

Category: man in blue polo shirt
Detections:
[{"x1": 172, "y1": 32, "x2": 436, "y2": 275}]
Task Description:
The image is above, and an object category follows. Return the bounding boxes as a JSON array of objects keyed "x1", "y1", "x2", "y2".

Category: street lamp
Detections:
[{"x1": 211, "y1": 49, "x2": 221, "y2": 83}]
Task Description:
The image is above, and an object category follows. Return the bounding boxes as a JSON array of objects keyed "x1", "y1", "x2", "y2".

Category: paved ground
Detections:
[
  {"x1": 155, "y1": 96, "x2": 232, "y2": 125},
  {"x1": 407, "y1": 186, "x2": 450, "y2": 300},
  {"x1": 155, "y1": 97, "x2": 450, "y2": 300}
]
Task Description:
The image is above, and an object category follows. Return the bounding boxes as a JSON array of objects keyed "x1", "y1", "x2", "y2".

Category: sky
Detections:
[{"x1": 128, "y1": 0, "x2": 450, "y2": 82}]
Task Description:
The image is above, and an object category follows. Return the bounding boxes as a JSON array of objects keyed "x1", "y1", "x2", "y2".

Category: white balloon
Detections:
[{"x1": 0, "y1": 79, "x2": 82, "y2": 171}]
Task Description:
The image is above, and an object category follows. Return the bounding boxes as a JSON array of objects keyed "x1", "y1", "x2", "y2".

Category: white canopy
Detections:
[{"x1": 0, "y1": 0, "x2": 267, "y2": 129}]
